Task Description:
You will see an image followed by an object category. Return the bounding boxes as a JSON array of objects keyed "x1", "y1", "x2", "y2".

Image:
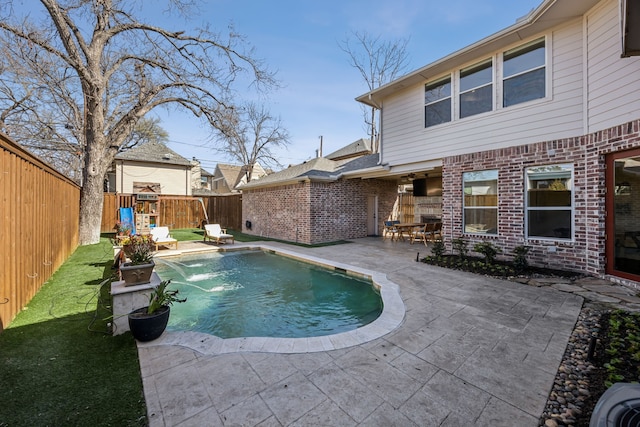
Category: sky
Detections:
[{"x1": 148, "y1": 0, "x2": 543, "y2": 173}]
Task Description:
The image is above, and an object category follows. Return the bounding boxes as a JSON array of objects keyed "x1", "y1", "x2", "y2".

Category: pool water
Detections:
[{"x1": 153, "y1": 250, "x2": 383, "y2": 339}]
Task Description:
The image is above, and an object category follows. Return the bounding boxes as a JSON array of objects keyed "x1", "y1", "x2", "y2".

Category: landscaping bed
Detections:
[{"x1": 420, "y1": 239, "x2": 640, "y2": 426}]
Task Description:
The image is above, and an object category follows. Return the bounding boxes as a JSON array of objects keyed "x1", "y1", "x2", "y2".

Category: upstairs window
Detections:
[
  {"x1": 463, "y1": 170, "x2": 498, "y2": 235},
  {"x1": 460, "y1": 59, "x2": 493, "y2": 118},
  {"x1": 425, "y1": 77, "x2": 451, "y2": 127},
  {"x1": 503, "y1": 38, "x2": 546, "y2": 107},
  {"x1": 525, "y1": 163, "x2": 573, "y2": 240}
]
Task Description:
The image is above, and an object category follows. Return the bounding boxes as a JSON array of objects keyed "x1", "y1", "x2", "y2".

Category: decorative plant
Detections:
[
  {"x1": 473, "y1": 241, "x2": 500, "y2": 264},
  {"x1": 431, "y1": 241, "x2": 446, "y2": 259},
  {"x1": 147, "y1": 280, "x2": 186, "y2": 315},
  {"x1": 114, "y1": 221, "x2": 132, "y2": 236},
  {"x1": 512, "y1": 245, "x2": 530, "y2": 273},
  {"x1": 121, "y1": 234, "x2": 155, "y2": 265},
  {"x1": 452, "y1": 238, "x2": 468, "y2": 259}
]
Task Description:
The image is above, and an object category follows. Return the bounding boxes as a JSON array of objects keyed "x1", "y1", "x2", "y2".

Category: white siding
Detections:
[
  {"x1": 116, "y1": 162, "x2": 192, "y2": 195},
  {"x1": 381, "y1": 21, "x2": 586, "y2": 166},
  {"x1": 586, "y1": 0, "x2": 640, "y2": 132}
]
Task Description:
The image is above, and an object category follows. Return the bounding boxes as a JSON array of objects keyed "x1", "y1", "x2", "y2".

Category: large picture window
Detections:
[
  {"x1": 503, "y1": 38, "x2": 546, "y2": 107},
  {"x1": 525, "y1": 163, "x2": 573, "y2": 240},
  {"x1": 425, "y1": 77, "x2": 451, "y2": 127},
  {"x1": 460, "y1": 59, "x2": 493, "y2": 118},
  {"x1": 463, "y1": 170, "x2": 498, "y2": 235}
]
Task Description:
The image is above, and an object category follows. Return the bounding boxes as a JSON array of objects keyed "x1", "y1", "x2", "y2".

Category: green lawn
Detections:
[
  {"x1": 0, "y1": 238, "x2": 145, "y2": 426},
  {"x1": 0, "y1": 228, "x2": 347, "y2": 426}
]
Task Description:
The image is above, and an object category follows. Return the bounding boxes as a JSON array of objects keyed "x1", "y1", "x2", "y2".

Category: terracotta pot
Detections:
[
  {"x1": 120, "y1": 261, "x2": 155, "y2": 286},
  {"x1": 128, "y1": 305, "x2": 170, "y2": 342}
]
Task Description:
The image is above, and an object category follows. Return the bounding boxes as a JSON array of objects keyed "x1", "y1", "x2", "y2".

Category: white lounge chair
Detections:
[
  {"x1": 150, "y1": 226, "x2": 178, "y2": 251},
  {"x1": 204, "y1": 224, "x2": 234, "y2": 245}
]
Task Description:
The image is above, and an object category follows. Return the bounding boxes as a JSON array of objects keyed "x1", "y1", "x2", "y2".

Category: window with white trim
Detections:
[
  {"x1": 525, "y1": 163, "x2": 573, "y2": 240},
  {"x1": 423, "y1": 38, "x2": 547, "y2": 128},
  {"x1": 424, "y1": 77, "x2": 451, "y2": 127},
  {"x1": 463, "y1": 170, "x2": 498, "y2": 235},
  {"x1": 460, "y1": 59, "x2": 493, "y2": 118},
  {"x1": 503, "y1": 38, "x2": 546, "y2": 107}
]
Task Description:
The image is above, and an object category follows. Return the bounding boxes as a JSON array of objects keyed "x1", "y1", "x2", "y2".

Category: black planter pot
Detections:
[{"x1": 128, "y1": 305, "x2": 170, "y2": 342}]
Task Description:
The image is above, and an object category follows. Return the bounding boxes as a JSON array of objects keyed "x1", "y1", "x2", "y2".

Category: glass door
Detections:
[{"x1": 606, "y1": 148, "x2": 640, "y2": 281}]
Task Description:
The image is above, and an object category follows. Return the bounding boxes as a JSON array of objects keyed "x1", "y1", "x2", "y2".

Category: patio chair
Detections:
[
  {"x1": 410, "y1": 223, "x2": 434, "y2": 246},
  {"x1": 432, "y1": 222, "x2": 443, "y2": 241},
  {"x1": 204, "y1": 224, "x2": 235, "y2": 245},
  {"x1": 383, "y1": 220, "x2": 400, "y2": 241},
  {"x1": 150, "y1": 226, "x2": 178, "y2": 251}
]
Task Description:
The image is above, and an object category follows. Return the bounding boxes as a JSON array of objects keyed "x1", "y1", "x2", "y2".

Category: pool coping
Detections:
[{"x1": 137, "y1": 243, "x2": 406, "y2": 354}]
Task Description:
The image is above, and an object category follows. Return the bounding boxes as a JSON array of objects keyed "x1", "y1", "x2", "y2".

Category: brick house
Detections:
[
  {"x1": 240, "y1": 153, "x2": 397, "y2": 245},
  {"x1": 354, "y1": 0, "x2": 640, "y2": 285}
]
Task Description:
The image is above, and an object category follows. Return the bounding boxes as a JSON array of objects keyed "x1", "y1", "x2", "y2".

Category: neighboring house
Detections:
[
  {"x1": 240, "y1": 146, "x2": 397, "y2": 245},
  {"x1": 324, "y1": 138, "x2": 371, "y2": 164},
  {"x1": 211, "y1": 162, "x2": 268, "y2": 194},
  {"x1": 354, "y1": 0, "x2": 640, "y2": 284},
  {"x1": 190, "y1": 159, "x2": 215, "y2": 194},
  {"x1": 106, "y1": 141, "x2": 194, "y2": 195}
]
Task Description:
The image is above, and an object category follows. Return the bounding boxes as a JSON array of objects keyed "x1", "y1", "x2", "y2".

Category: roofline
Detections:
[
  {"x1": 114, "y1": 157, "x2": 192, "y2": 168},
  {"x1": 356, "y1": 0, "x2": 600, "y2": 106},
  {"x1": 238, "y1": 175, "x2": 338, "y2": 191}
]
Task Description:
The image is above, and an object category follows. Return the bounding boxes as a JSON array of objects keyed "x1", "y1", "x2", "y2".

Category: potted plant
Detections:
[
  {"x1": 119, "y1": 234, "x2": 155, "y2": 286},
  {"x1": 128, "y1": 280, "x2": 186, "y2": 341},
  {"x1": 114, "y1": 221, "x2": 132, "y2": 237}
]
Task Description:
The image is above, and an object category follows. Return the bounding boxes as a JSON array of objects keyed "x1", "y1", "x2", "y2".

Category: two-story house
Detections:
[
  {"x1": 106, "y1": 141, "x2": 195, "y2": 195},
  {"x1": 356, "y1": 0, "x2": 640, "y2": 285}
]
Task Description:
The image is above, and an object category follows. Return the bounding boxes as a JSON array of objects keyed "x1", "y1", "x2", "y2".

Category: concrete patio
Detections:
[{"x1": 137, "y1": 237, "x2": 584, "y2": 426}]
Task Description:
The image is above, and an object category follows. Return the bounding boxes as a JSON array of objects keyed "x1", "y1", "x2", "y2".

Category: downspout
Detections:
[
  {"x1": 367, "y1": 94, "x2": 384, "y2": 165},
  {"x1": 119, "y1": 160, "x2": 124, "y2": 193}
]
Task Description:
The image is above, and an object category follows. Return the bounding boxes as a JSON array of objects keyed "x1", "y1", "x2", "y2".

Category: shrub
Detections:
[
  {"x1": 473, "y1": 241, "x2": 500, "y2": 264},
  {"x1": 452, "y1": 238, "x2": 468, "y2": 259},
  {"x1": 431, "y1": 241, "x2": 446, "y2": 259},
  {"x1": 513, "y1": 245, "x2": 530, "y2": 273}
]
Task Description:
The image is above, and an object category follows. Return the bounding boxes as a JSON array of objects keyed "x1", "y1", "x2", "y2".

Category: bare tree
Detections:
[
  {"x1": 339, "y1": 31, "x2": 410, "y2": 153},
  {"x1": 214, "y1": 102, "x2": 290, "y2": 182},
  {"x1": 0, "y1": 0, "x2": 275, "y2": 244},
  {"x1": 123, "y1": 116, "x2": 170, "y2": 150}
]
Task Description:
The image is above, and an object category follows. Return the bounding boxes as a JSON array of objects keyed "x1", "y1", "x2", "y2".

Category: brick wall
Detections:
[
  {"x1": 242, "y1": 178, "x2": 398, "y2": 245},
  {"x1": 443, "y1": 119, "x2": 640, "y2": 277}
]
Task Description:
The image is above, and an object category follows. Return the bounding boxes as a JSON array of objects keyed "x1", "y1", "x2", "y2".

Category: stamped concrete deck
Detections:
[{"x1": 137, "y1": 238, "x2": 584, "y2": 426}]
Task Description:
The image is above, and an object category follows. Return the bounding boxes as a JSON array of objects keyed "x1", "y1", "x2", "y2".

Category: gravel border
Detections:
[{"x1": 538, "y1": 304, "x2": 608, "y2": 427}]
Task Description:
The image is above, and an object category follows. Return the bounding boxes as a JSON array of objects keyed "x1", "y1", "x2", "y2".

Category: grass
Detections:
[
  {"x1": 0, "y1": 238, "x2": 146, "y2": 426},
  {"x1": 0, "y1": 227, "x2": 353, "y2": 426}
]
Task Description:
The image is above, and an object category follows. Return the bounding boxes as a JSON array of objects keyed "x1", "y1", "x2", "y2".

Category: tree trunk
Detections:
[
  {"x1": 78, "y1": 172, "x2": 105, "y2": 245},
  {"x1": 78, "y1": 123, "x2": 114, "y2": 245}
]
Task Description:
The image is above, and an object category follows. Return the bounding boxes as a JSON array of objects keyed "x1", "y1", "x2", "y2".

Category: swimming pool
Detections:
[{"x1": 154, "y1": 250, "x2": 383, "y2": 339}]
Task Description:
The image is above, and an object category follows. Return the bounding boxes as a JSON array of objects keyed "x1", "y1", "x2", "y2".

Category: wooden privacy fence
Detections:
[
  {"x1": 1, "y1": 133, "x2": 80, "y2": 332},
  {"x1": 398, "y1": 192, "x2": 415, "y2": 223},
  {"x1": 101, "y1": 193, "x2": 242, "y2": 233}
]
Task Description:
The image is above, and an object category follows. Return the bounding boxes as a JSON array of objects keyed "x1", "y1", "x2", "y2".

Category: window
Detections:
[
  {"x1": 463, "y1": 170, "x2": 498, "y2": 235},
  {"x1": 460, "y1": 59, "x2": 493, "y2": 118},
  {"x1": 425, "y1": 77, "x2": 451, "y2": 127},
  {"x1": 503, "y1": 38, "x2": 546, "y2": 107},
  {"x1": 525, "y1": 163, "x2": 573, "y2": 239}
]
